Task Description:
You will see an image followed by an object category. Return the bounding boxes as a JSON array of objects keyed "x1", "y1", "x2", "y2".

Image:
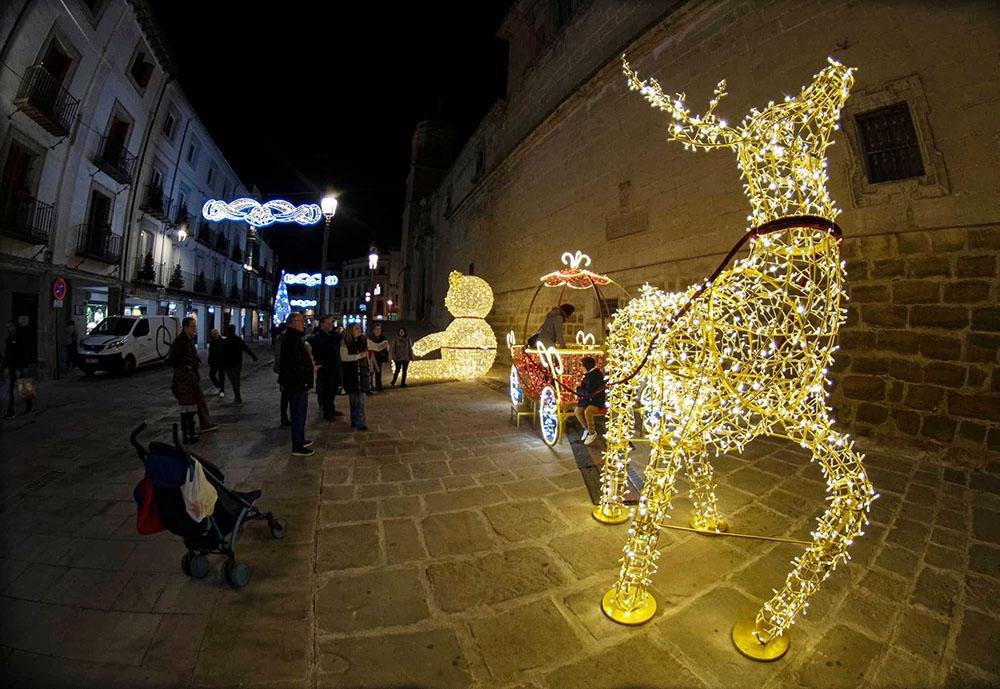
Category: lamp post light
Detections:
[
  {"x1": 368, "y1": 244, "x2": 379, "y2": 320},
  {"x1": 319, "y1": 195, "x2": 338, "y2": 315}
]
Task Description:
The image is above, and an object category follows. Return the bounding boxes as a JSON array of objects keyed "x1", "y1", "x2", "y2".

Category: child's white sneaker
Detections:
[{"x1": 579, "y1": 430, "x2": 590, "y2": 443}]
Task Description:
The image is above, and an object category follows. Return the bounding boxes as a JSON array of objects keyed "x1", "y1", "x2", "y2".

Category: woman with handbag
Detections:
[{"x1": 167, "y1": 317, "x2": 217, "y2": 443}]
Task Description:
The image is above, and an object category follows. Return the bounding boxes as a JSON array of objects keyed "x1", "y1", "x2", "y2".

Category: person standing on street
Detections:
[
  {"x1": 279, "y1": 312, "x2": 315, "y2": 456},
  {"x1": 167, "y1": 316, "x2": 218, "y2": 443},
  {"x1": 3, "y1": 321, "x2": 29, "y2": 418},
  {"x1": 340, "y1": 323, "x2": 369, "y2": 430},
  {"x1": 367, "y1": 322, "x2": 389, "y2": 392},
  {"x1": 310, "y1": 315, "x2": 342, "y2": 421},
  {"x1": 222, "y1": 323, "x2": 258, "y2": 404},
  {"x1": 390, "y1": 327, "x2": 414, "y2": 387},
  {"x1": 272, "y1": 323, "x2": 290, "y2": 426},
  {"x1": 208, "y1": 328, "x2": 225, "y2": 397}
]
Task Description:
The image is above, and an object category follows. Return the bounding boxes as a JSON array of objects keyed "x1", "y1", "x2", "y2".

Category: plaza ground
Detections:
[{"x1": 0, "y1": 354, "x2": 997, "y2": 688}]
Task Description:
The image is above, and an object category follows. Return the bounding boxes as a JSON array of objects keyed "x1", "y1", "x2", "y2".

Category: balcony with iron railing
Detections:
[
  {"x1": 0, "y1": 192, "x2": 54, "y2": 245},
  {"x1": 13, "y1": 64, "x2": 80, "y2": 137},
  {"x1": 139, "y1": 183, "x2": 172, "y2": 222},
  {"x1": 76, "y1": 222, "x2": 122, "y2": 263},
  {"x1": 133, "y1": 254, "x2": 165, "y2": 286},
  {"x1": 214, "y1": 232, "x2": 230, "y2": 256},
  {"x1": 196, "y1": 220, "x2": 215, "y2": 247},
  {"x1": 93, "y1": 136, "x2": 137, "y2": 185}
]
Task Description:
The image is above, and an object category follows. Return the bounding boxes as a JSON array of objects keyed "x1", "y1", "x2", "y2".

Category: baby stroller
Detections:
[{"x1": 130, "y1": 422, "x2": 285, "y2": 588}]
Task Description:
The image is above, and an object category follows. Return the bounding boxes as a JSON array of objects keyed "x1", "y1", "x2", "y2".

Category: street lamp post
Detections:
[
  {"x1": 319, "y1": 195, "x2": 338, "y2": 315},
  {"x1": 368, "y1": 244, "x2": 379, "y2": 320}
]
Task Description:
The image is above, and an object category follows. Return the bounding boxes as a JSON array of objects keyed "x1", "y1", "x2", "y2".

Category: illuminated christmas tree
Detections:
[{"x1": 273, "y1": 270, "x2": 291, "y2": 326}]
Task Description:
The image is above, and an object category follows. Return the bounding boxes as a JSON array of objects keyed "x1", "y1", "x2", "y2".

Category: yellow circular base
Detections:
[
  {"x1": 689, "y1": 513, "x2": 729, "y2": 534},
  {"x1": 731, "y1": 619, "x2": 790, "y2": 661},
  {"x1": 592, "y1": 504, "x2": 630, "y2": 525},
  {"x1": 601, "y1": 588, "x2": 656, "y2": 626}
]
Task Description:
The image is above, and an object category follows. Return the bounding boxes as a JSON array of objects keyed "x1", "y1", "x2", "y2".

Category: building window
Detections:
[
  {"x1": 129, "y1": 50, "x2": 154, "y2": 89},
  {"x1": 186, "y1": 138, "x2": 200, "y2": 167},
  {"x1": 207, "y1": 165, "x2": 215, "y2": 186},
  {"x1": 162, "y1": 112, "x2": 176, "y2": 140},
  {"x1": 855, "y1": 102, "x2": 925, "y2": 184}
]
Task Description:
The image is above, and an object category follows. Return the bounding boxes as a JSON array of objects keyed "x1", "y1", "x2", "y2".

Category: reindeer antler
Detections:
[{"x1": 623, "y1": 55, "x2": 740, "y2": 151}]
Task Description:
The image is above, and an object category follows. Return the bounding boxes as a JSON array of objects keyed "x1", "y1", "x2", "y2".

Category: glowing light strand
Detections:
[
  {"x1": 283, "y1": 273, "x2": 339, "y2": 287},
  {"x1": 596, "y1": 57, "x2": 877, "y2": 654},
  {"x1": 202, "y1": 198, "x2": 323, "y2": 228}
]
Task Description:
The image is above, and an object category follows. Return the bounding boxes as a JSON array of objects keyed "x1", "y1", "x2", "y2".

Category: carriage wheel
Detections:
[{"x1": 539, "y1": 385, "x2": 560, "y2": 446}]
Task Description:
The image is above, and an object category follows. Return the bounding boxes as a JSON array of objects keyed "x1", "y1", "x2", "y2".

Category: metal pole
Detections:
[{"x1": 319, "y1": 216, "x2": 331, "y2": 315}]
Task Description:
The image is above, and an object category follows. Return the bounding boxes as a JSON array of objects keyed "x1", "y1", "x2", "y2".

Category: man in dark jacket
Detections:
[
  {"x1": 222, "y1": 323, "x2": 258, "y2": 404},
  {"x1": 167, "y1": 316, "x2": 217, "y2": 442},
  {"x1": 279, "y1": 312, "x2": 315, "y2": 456},
  {"x1": 573, "y1": 355, "x2": 606, "y2": 446},
  {"x1": 309, "y1": 315, "x2": 342, "y2": 421},
  {"x1": 207, "y1": 328, "x2": 225, "y2": 397}
]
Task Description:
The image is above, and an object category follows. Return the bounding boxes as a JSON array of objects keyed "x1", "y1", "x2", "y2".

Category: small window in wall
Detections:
[
  {"x1": 855, "y1": 102, "x2": 925, "y2": 184},
  {"x1": 162, "y1": 112, "x2": 176, "y2": 140},
  {"x1": 207, "y1": 165, "x2": 215, "y2": 186},
  {"x1": 129, "y1": 50, "x2": 154, "y2": 89},
  {"x1": 186, "y1": 138, "x2": 200, "y2": 167}
]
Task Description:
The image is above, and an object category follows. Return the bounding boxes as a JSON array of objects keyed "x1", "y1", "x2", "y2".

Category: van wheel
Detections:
[{"x1": 122, "y1": 355, "x2": 136, "y2": 376}]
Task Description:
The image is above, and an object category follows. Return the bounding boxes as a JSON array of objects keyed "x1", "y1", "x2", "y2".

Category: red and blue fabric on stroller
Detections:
[{"x1": 130, "y1": 423, "x2": 285, "y2": 588}]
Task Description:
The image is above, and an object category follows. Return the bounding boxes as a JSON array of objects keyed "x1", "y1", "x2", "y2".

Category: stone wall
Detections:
[{"x1": 415, "y1": 0, "x2": 1000, "y2": 467}]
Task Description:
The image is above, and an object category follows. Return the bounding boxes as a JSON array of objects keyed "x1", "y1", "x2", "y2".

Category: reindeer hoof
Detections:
[
  {"x1": 689, "y1": 513, "x2": 729, "y2": 533},
  {"x1": 592, "y1": 504, "x2": 630, "y2": 524},
  {"x1": 601, "y1": 588, "x2": 656, "y2": 625},
  {"x1": 732, "y1": 619, "x2": 790, "y2": 661}
]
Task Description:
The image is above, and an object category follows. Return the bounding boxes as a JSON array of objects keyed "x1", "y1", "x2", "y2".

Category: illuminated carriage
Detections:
[{"x1": 507, "y1": 251, "x2": 627, "y2": 446}]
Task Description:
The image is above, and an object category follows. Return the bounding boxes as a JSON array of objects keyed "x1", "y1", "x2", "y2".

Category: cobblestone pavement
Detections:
[{"x1": 0, "y1": 356, "x2": 998, "y2": 688}]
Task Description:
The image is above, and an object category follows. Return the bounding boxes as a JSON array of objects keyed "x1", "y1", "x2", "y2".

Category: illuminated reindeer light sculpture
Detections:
[{"x1": 594, "y1": 57, "x2": 876, "y2": 660}]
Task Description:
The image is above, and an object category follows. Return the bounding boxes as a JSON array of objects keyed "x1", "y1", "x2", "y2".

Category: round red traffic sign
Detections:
[{"x1": 52, "y1": 277, "x2": 67, "y2": 300}]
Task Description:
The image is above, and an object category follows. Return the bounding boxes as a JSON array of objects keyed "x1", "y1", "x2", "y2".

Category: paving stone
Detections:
[
  {"x1": 384, "y1": 518, "x2": 427, "y2": 564},
  {"x1": 70, "y1": 539, "x2": 139, "y2": 570},
  {"x1": 0, "y1": 596, "x2": 81, "y2": 655},
  {"x1": 971, "y1": 507, "x2": 1000, "y2": 544},
  {"x1": 193, "y1": 620, "x2": 309, "y2": 685},
  {"x1": 911, "y1": 567, "x2": 961, "y2": 616},
  {"x1": 546, "y1": 634, "x2": 706, "y2": 689},
  {"x1": 409, "y1": 461, "x2": 453, "y2": 479},
  {"x1": 647, "y1": 537, "x2": 744, "y2": 600},
  {"x1": 210, "y1": 575, "x2": 311, "y2": 625},
  {"x1": 356, "y1": 483, "x2": 402, "y2": 498},
  {"x1": 4, "y1": 562, "x2": 70, "y2": 601},
  {"x1": 924, "y1": 543, "x2": 965, "y2": 570},
  {"x1": 874, "y1": 544, "x2": 921, "y2": 579},
  {"x1": 548, "y1": 525, "x2": 632, "y2": 579},
  {"x1": 468, "y1": 598, "x2": 583, "y2": 677},
  {"x1": 316, "y1": 567, "x2": 430, "y2": 632},
  {"x1": 860, "y1": 570, "x2": 910, "y2": 602},
  {"x1": 796, "y1": 624, "x2": 886, "y2": 689},
  {"x1": 888, "y1": 518, "x2": 932, "y2": 554},
  {"x1": 402, "y1": 478, "x2": 443, "y2": 496},
  {"x1": 379, "y1": 494, "x2": 424, "y2": 518},
  {"x1": 319, "y1": 499, "x2": 377, "y2": 524},
  {"x1": 867, "y1": 648, "x2": 941, "y2": 689},
  {"x1": 58, "y1": 608, "x2": 162, "y2": 665},
  {"x1": 378, "y1": 463, "x2": 412, "y2": 482},
  {"x1": 441, "y1": 475, "x2": 479, "y2": 491},
  {"x1": 421, "y1": 511, "x2": 493, "y2": 557},
  {"x1": 482, "y1": 500, "x2": 565, "y2": 542},
  {"x1": 322, "y1": 485, "x2": 355, "y2": 502},
  {"x1": 424, "y1": 485, "x2": 509, "y2": 515},
  {"x1": 45, "y1": 567, "x2": 132, "y2": 608},
  {"x1": 317, "y1": 627, "x2": 470, "y2": 688},
  {"x1": 896, "y1": 606, "x2": 950, "y2": 661},
  {"x1": 836, "y1": 588, "x2": 898, "y2": 642},
  {"x1": 936, "y1": 508, "x2": 967, "y2": 532},
  {"x1": 955, "y1": 609, "x2": 1000, "y2": 676},
  {"x1": 727, "y1": 467, "x2": 779, "y2": 495},
  {"x1": 317, "y1": 523, "x2": 381, "y2": 570},
  {"x1": 143, "y1": 613, "x2": 211, "y2": 670},
  {"x1": 428, "y1": 546, "x2": 567, "y2": 612}
]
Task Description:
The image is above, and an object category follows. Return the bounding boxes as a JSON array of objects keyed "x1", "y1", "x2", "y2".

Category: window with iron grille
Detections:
[{"x1": 855, "y1": 102, "x2": 925, "y2": 184}]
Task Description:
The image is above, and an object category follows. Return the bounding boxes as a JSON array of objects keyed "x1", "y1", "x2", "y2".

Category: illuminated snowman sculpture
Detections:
[
  {"x1": 594, "y1": 56, "x2": 877, "y2": 661},
  {"x1": 409, "y1": 271, "x2": 497, "y2": 380}
]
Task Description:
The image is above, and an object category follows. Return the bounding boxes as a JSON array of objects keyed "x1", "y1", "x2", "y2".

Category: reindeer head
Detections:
[{"x1": 624, "y1": 56, "x2": 855, "y2": 227}]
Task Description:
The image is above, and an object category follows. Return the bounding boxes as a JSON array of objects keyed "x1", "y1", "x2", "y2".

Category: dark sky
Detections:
[{"x1": 148, "y1": 1, "x2": 510, "y2": 272}]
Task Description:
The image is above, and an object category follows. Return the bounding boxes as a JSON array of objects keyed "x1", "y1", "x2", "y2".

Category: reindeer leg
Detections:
[
  {"x1": 601, "y1": 430, "x2": 689, "y2": 625},
  {"x1": 687, "y1": 454, "x2": 728, "y2": 533},
  {"x1": 733, "y1": 409, "x2": 876, "y2": 660},
  {"x1": 592, "y1": 379, "x2": 638, "y2": 524}
]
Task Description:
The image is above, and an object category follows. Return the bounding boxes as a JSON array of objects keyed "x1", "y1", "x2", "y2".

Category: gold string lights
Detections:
[
  {"x1": 408, "y1": 271, "x2": 497, "y2": 380},
  {"x1": 596, "y1": 56, "x2": 877, "y2": 661}
]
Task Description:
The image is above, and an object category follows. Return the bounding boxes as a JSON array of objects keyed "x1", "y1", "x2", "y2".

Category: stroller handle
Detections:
[{"x1": 130, "y1": 423, "x2": 147, "y2": 452}]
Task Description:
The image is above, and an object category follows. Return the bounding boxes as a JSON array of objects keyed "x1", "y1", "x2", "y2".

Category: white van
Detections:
[{"x1": 78, "y1": 315, "x2": 179, "y2": 375}]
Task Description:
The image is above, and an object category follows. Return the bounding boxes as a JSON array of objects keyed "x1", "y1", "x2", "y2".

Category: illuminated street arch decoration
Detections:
[
  {"x1": 594, "y1": 56, "x2": 877, "y2": 661},
  {"x1": 289, "y1": 299, "x2": 317, "y2": 308},
  {"x1": 202, "y1": 198, "x2": 322, "y2": 228},
  {"x1": 283, "y1": 272, "x2": 339, "y2": 287}
]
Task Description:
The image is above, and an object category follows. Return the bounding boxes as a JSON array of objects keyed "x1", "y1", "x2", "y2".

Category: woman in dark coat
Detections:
[
  {"x1": 340, "y1": 324, "x2": 369, "y2": 430},
  {"x1": 167, "y1": 317, "x2": 216, "y2": 442}
]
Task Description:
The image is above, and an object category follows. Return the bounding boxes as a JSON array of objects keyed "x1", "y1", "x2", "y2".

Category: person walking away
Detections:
[
  {"x1": 167, "y1": 316, "x2": 218, "y2": 443},
  {"x1": 368, "y1": 323, "x2": 389, "y2": 392},
  {"x1": 279, "y1": 312, "x2": 315, "y2": 456},
  {"x1": 390, "y1": 327, "x2": 414, "y2": 387},
  {"x1": 573, "y1": 355, "x2": 606, "y2": 445},
  {"x1": 340, "y1": 324, "x2": 369, "y2": 430},
  {"x1": 3, "y1": 321, "x2": 30, "y2": 418},
  {"x1": 208, "y1": 328, "x2": 225, "y2": 397},
  {"x1": 310, "y1": 315, "x2": 342, "y2": 421},
  {"x1": 222, "y1": 323, "x2": 258, "y2": 404},
  {"x1": 531, "y1": 304, "x2": 575, "y2": 348},
  {"x1": 65, "y1": 321, "x2": 78, "y2": 371},
  {"x1": 272, "y1": 324, "x2": 290, "y2": 426}
]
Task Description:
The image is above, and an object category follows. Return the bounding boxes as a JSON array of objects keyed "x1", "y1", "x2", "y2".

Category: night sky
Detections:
[{"x1": 148, "y1": 2, "x2": 510, "y2": 272}]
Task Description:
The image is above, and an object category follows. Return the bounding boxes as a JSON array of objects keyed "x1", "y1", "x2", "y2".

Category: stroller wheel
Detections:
[
  {"x1": 183, "y1": 552, "x2": 210, "y2": 579},
  {"x1": 269, "y1": 518, "x2": 286, "y2": 540},
  {"x1": 224, "y1": 560, "x2": 251, "y2": 588}
]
